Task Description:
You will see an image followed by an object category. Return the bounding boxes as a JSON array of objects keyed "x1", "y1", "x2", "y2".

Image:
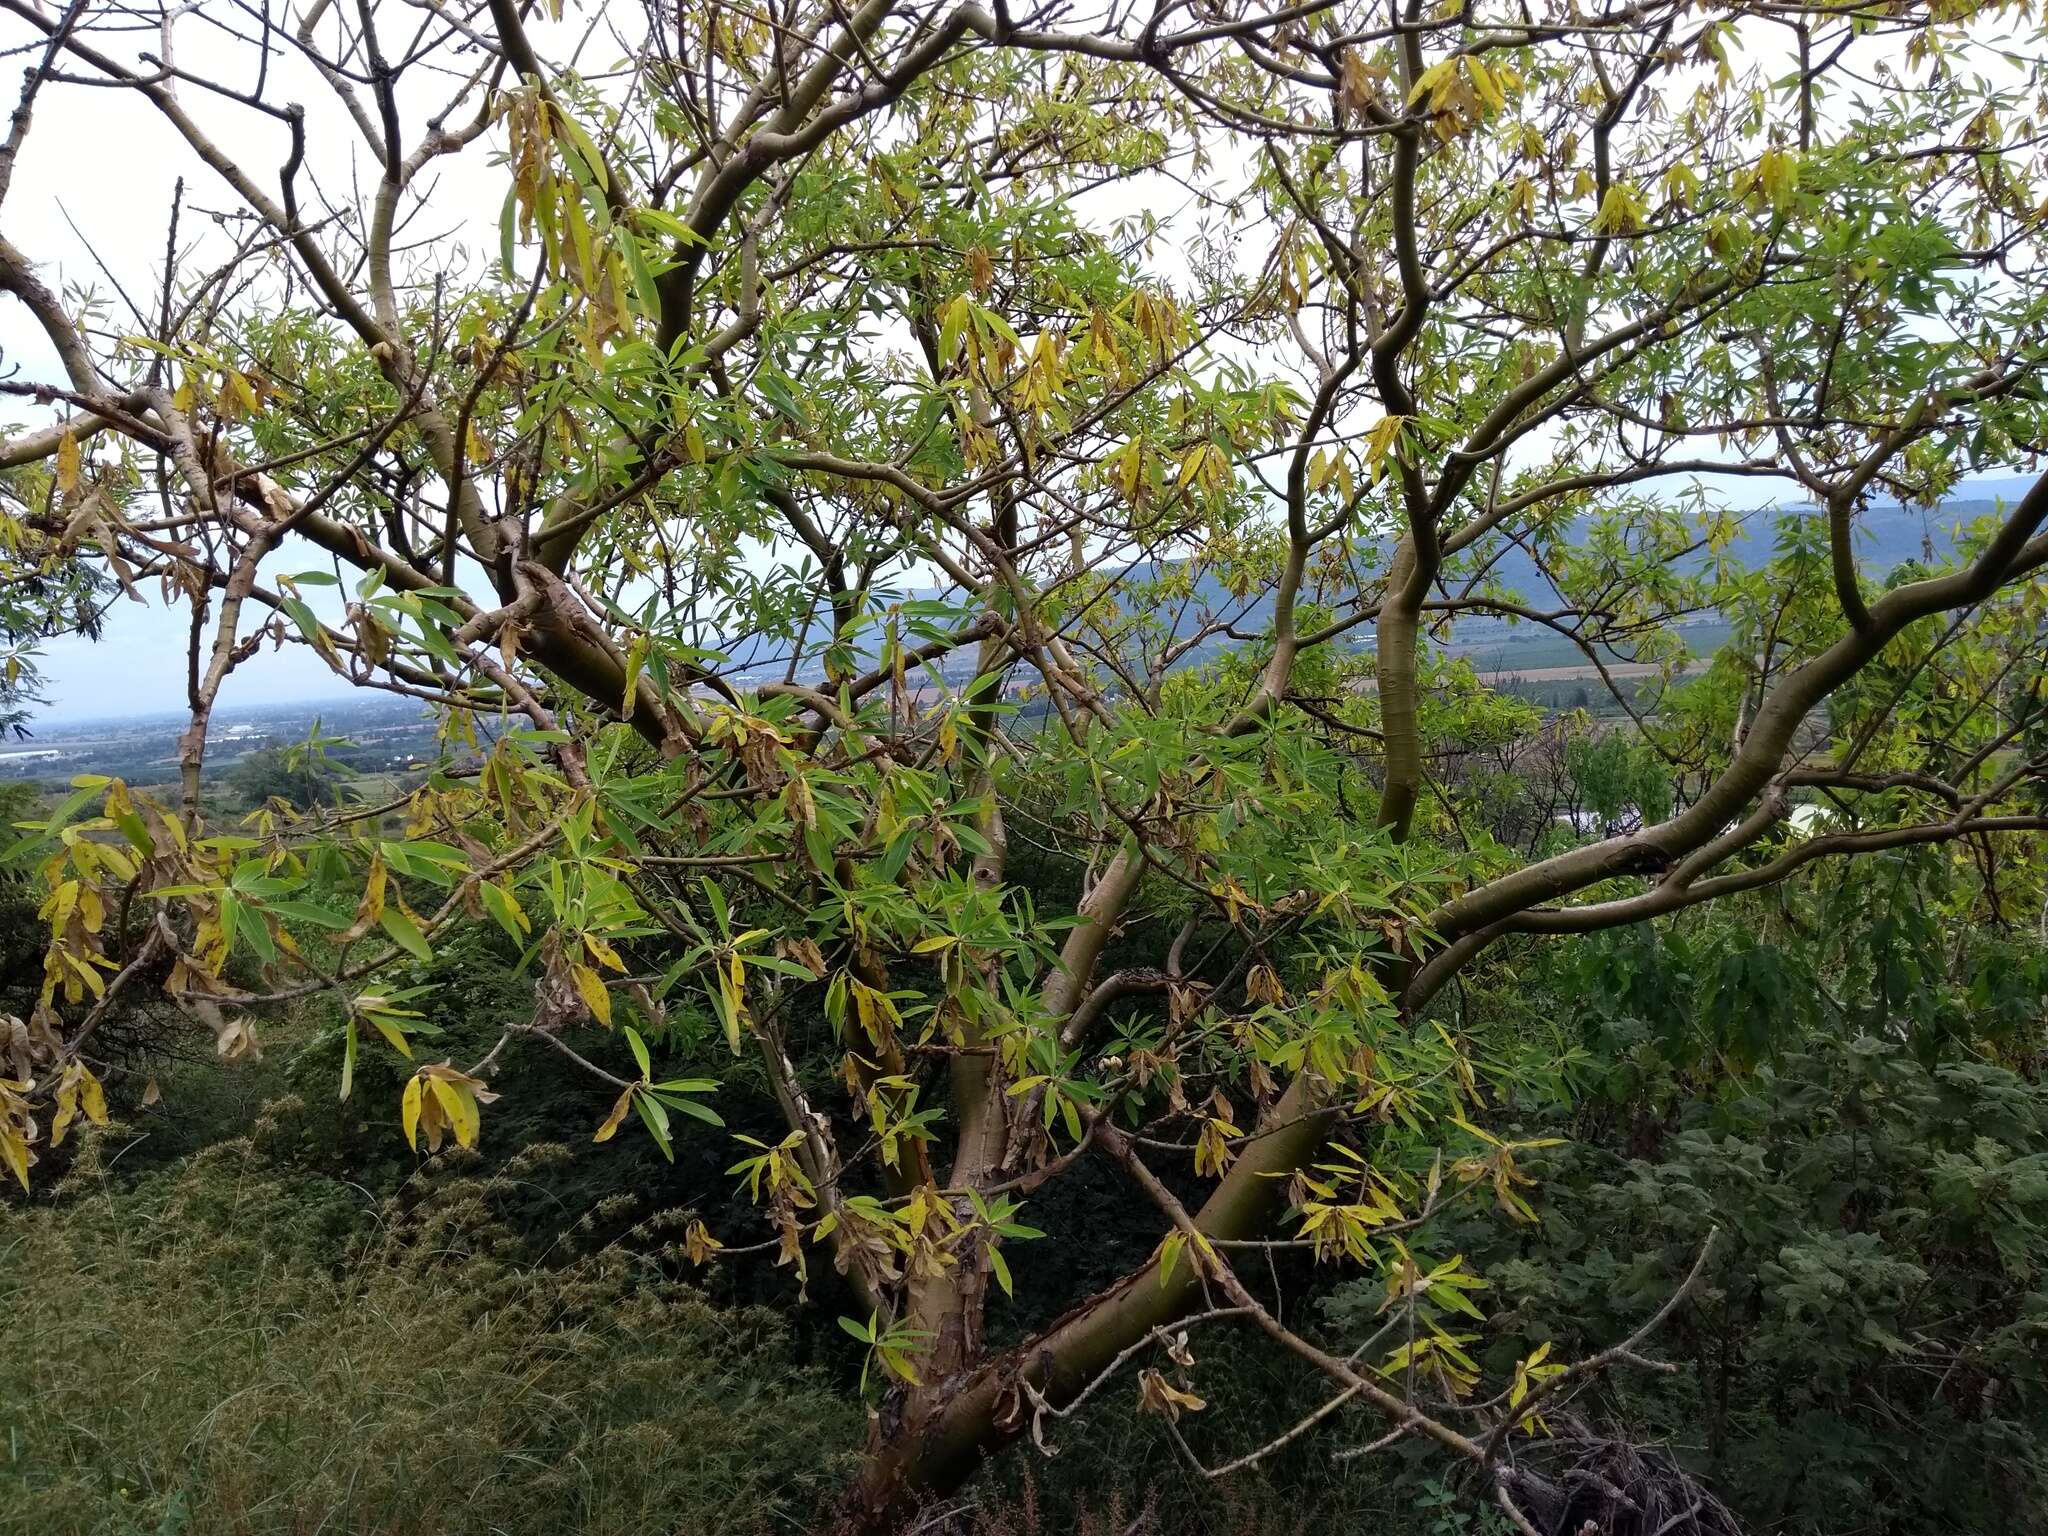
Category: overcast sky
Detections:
[{"x1": 1, "y1": 2, "x2": 515, "y2": 725}]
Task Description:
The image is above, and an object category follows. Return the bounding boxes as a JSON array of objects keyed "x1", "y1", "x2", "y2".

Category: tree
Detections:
[
  {"x1": 3, "y1": 0, "x2": 2046, "y2": 1528},
  {"x1": 229, "y1": 735, "x2": 353, "y2": 812},
  {"x1": 0, "y1": 470, "x2": 112, "y2": 737}
]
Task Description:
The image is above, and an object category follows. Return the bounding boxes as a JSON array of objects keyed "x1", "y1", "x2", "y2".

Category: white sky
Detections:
[{"x1": 3, "y1": 2, "x2": 520, "y2": 722}]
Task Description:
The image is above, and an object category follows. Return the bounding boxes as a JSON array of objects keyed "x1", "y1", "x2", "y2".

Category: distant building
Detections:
[
  {"x1": 1555, "y1": 806, "x2": 1644, "y2": 837},
  {"x1": 1786, "y1": 802, "x2": 1840, "y2": 837}
]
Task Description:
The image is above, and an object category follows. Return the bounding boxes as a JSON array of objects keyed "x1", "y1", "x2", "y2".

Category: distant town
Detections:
[{"x1": 2, "y1": 694, "x2": 449, "y2": 792}]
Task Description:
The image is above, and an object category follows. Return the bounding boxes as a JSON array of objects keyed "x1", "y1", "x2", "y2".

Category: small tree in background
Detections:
[{"x1": 0, "y1": 484, "x2": 109, "y2": 737}]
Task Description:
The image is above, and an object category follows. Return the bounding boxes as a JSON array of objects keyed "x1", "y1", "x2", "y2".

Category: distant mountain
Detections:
[
  {"x1": 1481, "y1": 496, "x2": 1970, "y2": 604},
  {"x1": 719, "y1": 486, "x2": 2025, "y2": 682},
  {"x1": 31, "y1": 481, "x2": 2035, "y2": 730},
  {"x1": 1946, "y1": 475, "x2": 2039, "y2": 506}
]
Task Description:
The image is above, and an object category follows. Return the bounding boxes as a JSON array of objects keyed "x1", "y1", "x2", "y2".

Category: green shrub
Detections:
[
  {"x1": 0, "y1": 780, "x2": 46, "y2": 1017},
  {"x1": 1405, "y1": 1029, "x2": 2048, "y2": 1536}
]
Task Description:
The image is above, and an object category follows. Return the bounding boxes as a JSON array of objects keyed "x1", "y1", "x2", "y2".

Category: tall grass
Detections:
[{"x1": 1, "y1": 1121, "x2": 859, "y2": 1536}]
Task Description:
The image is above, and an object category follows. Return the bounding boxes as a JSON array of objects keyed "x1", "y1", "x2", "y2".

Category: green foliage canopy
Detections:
[{"x1": 2, "y1": 0, "x2": 2047, "y2": 1527}]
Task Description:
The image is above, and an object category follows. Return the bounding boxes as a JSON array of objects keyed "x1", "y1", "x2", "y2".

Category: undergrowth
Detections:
[{"x1": 0, "y1": 1117, "x2": 860, "y2": 1536}]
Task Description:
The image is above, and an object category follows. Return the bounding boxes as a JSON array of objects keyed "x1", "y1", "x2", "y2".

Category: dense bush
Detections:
[
  {"x1": 0, "y1": 780, "x2": 45, "y2": 1017},
  {"x1": 1396, "y1": 980, "x2": 2048, "y2": 1535}
]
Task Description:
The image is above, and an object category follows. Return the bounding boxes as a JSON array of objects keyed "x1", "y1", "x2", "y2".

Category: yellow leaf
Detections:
[
  {"x1": 79, "y1": 1068, "x2": 105, "y2": 1125},
  {"x1": 1364, "y1": 415, "x2": 1409, "y2": 480},
  {"x1": 685, "y1": 1219, "x2": 723, "y2": 1265},
  {"x1": 55, "y1": 431, "x2": 80, "y2": 497},
  {"x1": 0, "y1": 1122, "x2": 28, "y2": 1190},
  {"x1": 1592, "y1": 182, "x2": 1645, "y2": 235},
  {"x1": 572, "y1": 961, "x2": 613, "y2": 1026},
  {"x1": 594, "y1": 1084, "x2": 634, "y2": 1143},
  {"x1": 343, "y1": 856, "x2": 388, "y2": 943},
  {"x1": 880, "y1": 1348, "x2": 921, "y2": 1385},
  {"x1": 1757, "y1": 146, "x2": 1798, "y2": 212},
  {"x1": 583, "y1": 932, "x2": 627, "y2": 972},
  {"x1": 1406, "y1": 58, "x2": 1456, "y2": 108},
  {"x1": 621, "y1": 634, "x2": 648, "y2": 719},
  {"x1": 1663, "y1": 160, "x2": 1702, "y2": 209},
  {"x1": 1464, "y1": 55, "x2": 1504, "y2": 114},
  {"x1": 1137, "y1": 1367, "x2": 1207, "y2": 1420},
  {"x1": 50, "y1": 1074, "x2": 78, "y2": 1147},
  {"x1": 430, "y1": 1075, "x2": 480, "y2": 1149},
  {"x1": 401, "y1": 1074, "x2": 423, "y2": 1150},
  {"x1": 965, "y1": 243, "x2": 994, "y2": 294},
  {"x1": 367, "y1": 1014, "x2": 414, "y2": 1058}
]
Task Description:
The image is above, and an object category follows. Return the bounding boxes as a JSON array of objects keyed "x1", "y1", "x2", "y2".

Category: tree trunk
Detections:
[{"x1": 829, "y1": 1073, "x2": 1337, "y2": 1532}]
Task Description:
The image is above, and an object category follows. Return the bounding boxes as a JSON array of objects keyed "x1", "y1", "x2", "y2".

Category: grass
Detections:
[{"x1": 0, "y1": 1118, "x2": 860, "y2": 1536}]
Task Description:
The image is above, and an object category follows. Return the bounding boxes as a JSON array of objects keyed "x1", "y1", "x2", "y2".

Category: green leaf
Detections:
[
  {"x1": 554, "y1": 107, "x2": 609, "y2": 194},
  {"x1": 479, "y1": 881, "x2": 529, "y2": 941},
  {"x1": 632, "y1": 1090, "x2": 673, "y2": 1160},
  {"x1": 617, "y1": 226, "x2": 662, "y2": 320},
  {"x1": 699, "y1": 876, "x2": 729, "y2": 936},
  {"x1": 1159, "y1": 1230, "x2": 1186, "y2": 1288},
  {"x1": 379, "y1": 907, "x2": 433, "y2": 963},
  {"x1": 265, "y1": 899, "x2": 351, "y2": 930},
  {"x1": 659, "y1": 1093, "x2": 724, "y2": 1127},
  {"x1": 634, "y1": 206, "x2": 710, "y2": 248},
  {"x1": 499, "y1": 183, "x2": 521, "y2": 278}
]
